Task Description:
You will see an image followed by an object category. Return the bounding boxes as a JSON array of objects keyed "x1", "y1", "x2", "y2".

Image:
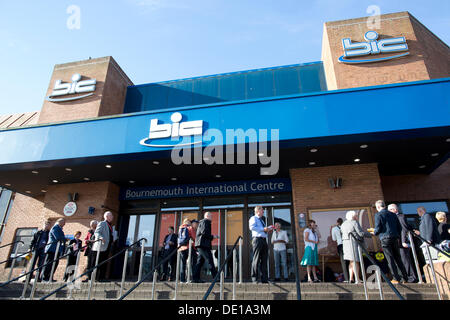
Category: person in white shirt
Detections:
[
  {"x1": 271, "y1": 222, "x2": 289, "y2": 281},
  {"x1": 331, "y1": 218, "x2": 349, "y2": 282},
  {"x1": 249, "y1": 206, "x2": 273, "y2": 283}
]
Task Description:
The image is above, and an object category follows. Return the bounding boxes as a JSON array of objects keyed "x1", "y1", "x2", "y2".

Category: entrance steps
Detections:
[{"x1": 0, "y1": 281, "x2": 445, "y2": 300}]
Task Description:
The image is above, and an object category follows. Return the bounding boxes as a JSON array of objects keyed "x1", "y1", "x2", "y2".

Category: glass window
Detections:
[
  {"x1": 309, "y1": 208, "x2": 375, "y2": 254},
  {"x1": 159, "y1": 213, "x2": 176, "y2": 246},
  {"x1": 138, "y1": 215, "x2": 156, "y2": 247},
  {"x1": 398, "y1": 201, "x2": 448, "y2": 215},
  {"x1": 161, "y1": 199, "x2": 200, "y2": 211},
  {"x1": 126, "y1": 215, "x2": 137, "y2": 246},
  {"x1": 8, "y1": 228, "x2": 37, "y2": 268},
  {"x1": 248, "y1": 193, "x2": 291, "y2": 206},
  {"x1": 225, "y1": 210, "x2": 243, "y2": 245}
]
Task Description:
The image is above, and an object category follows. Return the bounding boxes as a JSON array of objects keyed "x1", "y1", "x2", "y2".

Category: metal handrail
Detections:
[
  {"x1": 0, "y1": 239, "x2": 83, "y2": 288},
  {"x1": 202, "y1": 236, "x2": 242, "y2": 301},
  {"x1": 39, "y1": 238, "x2": 146, "y2": 300},
  {"x1": 349, "y1": 233, "x2": 405, "y2": 300},
  {"x1": 410, "y1": 231, "x2": 450, "y2": 258},
  {"x1": 118, "y1": 244, "x2": 182, "y2": 300},
  {"x1": 0, "y1": 238, "x2": 63, "y2": 265},
  {"x1": 0, "y1": 240, "x2": 24, "y2": 249}
]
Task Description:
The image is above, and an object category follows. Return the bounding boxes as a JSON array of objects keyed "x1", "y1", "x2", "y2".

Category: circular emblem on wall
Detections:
[{"x1": 63, "y1": 201, "x2": 77, "y2": 217}]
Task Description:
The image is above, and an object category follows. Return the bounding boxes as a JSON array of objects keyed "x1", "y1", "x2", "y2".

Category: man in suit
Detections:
[
  {"x1": 388, "y1": 204, "x2": 418, "y2": 283},
  {"x1": 370, "y1": 200, "x2": 408, "y2": 284},
  {"x1": 415, "y1": 206, "x2": 441, "y2": 262},
  {"x1": 30, "y1": 220, "x2": 51, "y2": 281},
  {"x1": 43, "y1": 218, "x2": 66, "y2": 282},
  {"x1": 92, "y1": 211, "x2": 114, "y2": 281},
  {"x1": 193, "y1": 212, "x2": 219, "y2": 283},
  {"x1": 249, "y1": 206, "x2": 273, "y2": 283},
  {"x1": 160, "y1": 226, "x2": 178, "y2": 281}
]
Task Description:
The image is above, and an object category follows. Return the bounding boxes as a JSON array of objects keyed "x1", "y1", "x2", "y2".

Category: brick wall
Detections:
[
  {"x1": 289, "y1": 163, "x2": 384, "y2": 277},
  {"x1": 322, "y1": 11, "x2": 450, "y2": 90}
]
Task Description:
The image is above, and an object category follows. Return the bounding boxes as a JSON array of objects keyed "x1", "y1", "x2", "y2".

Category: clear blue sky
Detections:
[{"x1": 0, "y1": 0, "x2": 448, "y2": 115}]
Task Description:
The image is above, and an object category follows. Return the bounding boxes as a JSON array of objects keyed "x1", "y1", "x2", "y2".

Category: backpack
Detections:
[{"x1": 178, "y1": 227, "x2": 190, "y2": 246}]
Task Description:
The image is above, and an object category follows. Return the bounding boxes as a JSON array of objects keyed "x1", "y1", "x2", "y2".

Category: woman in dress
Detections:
[
  {"x1": 340, "y1": 210, "x2": 371, "y2": 284},
  {"x1": 300, "y1": 220, "x2": 320, "y2": 282}
]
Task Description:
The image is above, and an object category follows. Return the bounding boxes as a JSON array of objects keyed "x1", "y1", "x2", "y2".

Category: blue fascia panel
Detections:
[{"x1": 0, "y1": 78, "x2": 448, "y2": 167}]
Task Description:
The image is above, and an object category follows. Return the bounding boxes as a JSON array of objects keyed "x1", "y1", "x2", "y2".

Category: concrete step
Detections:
[{"x1": 0, "y1": 281, "x2": 444, "y2": 300}]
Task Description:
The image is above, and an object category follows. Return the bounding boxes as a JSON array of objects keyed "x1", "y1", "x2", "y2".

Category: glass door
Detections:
[{"x1": 125, "y1": 213, "x2": 156, "y2": 278}]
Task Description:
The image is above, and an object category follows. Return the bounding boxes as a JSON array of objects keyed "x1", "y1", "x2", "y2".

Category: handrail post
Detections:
[
  {"x1": 119, "y1": 248, "x2": 130, "y2": 298},
  {"x1": 48, "y1": 241, "x2": 61, "y2": 283},
  {"x1": 239, "y1": 238, "x2": 243, "y2": 284},
  {"x1": 357, "y1": 244, "x2": 369, "y2": 300},
  {"x1": 8, "y1": 242, "x2": 23, "y2": 281},
  {"x1": 151, "y1": 269, "x2": 158, "y2": 300},
  {"x1": 219, "y1": 270, "x2": 224, "y2": 300},
  {"x1": 375, "y1": 267, "x2": 384, "y2": 300},
  {"x1": 408, "y1": 231, "x2": 423, "y2": 284},
  {"x1": 88, "y1": 246, "x2": 101, "y2": 300},
  {"x1": 187, "y1": 239, "x2": 193, "y2": 282},
  {"x1": 173, "y1": 250, "x2": 181, "y2": 300},
  {"x1": 20, "y1": 248, "x2": 37, "y2": 299},
  {"x1": 232, "y1": 247, "x2": 237, "y2": 300},
  {"x1": 68, "y1": 247, "x2": 82, "y2": 300},
  {"x1": 137, "y1": 239, "x2": 146, "y2": 283},
  {"x1": 30, "y1": 267, "x2": 40, "y2": 300},
  {"x1": 424, "y1": 244, "x2": 442, "y2": 300}
]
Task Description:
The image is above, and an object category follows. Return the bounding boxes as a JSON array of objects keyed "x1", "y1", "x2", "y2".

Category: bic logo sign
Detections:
[
  {"x1": 139, "y1": 112, "x2": 203, "y2": 147},
  {"x1": 46, "y1": 73, "x2": 96, "y2": 102},
  {"x1": 338, "y1": 31, "x2": 409, "y2": 64}
]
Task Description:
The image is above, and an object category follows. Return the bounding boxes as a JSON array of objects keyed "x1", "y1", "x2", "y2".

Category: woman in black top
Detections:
[{"x1": 63, "y1": 231, "x2": 83, "y2": 282}]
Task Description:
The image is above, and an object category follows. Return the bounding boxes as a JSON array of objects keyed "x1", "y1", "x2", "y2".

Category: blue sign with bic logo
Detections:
[{"x1": 339, "y1": 31, "x2": 409, "y2": 64}]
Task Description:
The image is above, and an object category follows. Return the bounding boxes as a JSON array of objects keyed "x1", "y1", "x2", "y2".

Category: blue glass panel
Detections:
[
  {"x1": 191, "y1": 77, "x2": 222, "y2": 105},
  {"x1": 299, "y1": 64, "x2": 327, "y2": 93},
  {"x1": 167, "y1": 81, "x2": 194, "y2": 108},
  {"x1": 274, "y1": 67, "x2": 301, "y2": 96},
  {"x1": 246, "y1": 70, "x2": 274, "y2": 99},
  {"x1": 219, "y1": 74, "x2": 246, "y2": 101}
]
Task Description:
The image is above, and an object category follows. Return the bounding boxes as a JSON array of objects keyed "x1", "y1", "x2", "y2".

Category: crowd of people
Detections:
[
  {"x1": 297, "y1": 200, "x2": 450, "y2": 284},
  {"x1": 29, "y1": 212, "x2": 115, "y2": 282},
  {"x1": 26, "y1": 202, "x2": 449, "y2": 285}
]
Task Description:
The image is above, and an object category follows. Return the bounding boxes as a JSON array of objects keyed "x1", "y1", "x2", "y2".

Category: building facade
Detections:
[{"x1": 0, "y1": 11, "x2": 449, "y2": 282}]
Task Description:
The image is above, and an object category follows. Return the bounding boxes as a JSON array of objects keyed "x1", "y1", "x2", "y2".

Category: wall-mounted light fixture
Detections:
[{"x1": 328, "y1": 177, "x2": 343, "y2": 189}]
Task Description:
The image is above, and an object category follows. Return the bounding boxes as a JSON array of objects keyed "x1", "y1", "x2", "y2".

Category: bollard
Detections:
[
  {"x1": 119, "y1": 248, "x2": 130, "y2": 298},
  {"x1": 408, "y1": 232, "x2": 423, "y2": 284},
  {"x1": 425, "y1": 245, "x2": 442, "y2": 300},
  {"x1": 137, "y1": 239, "x2": 146, "y2": 283},
  {"x1": 88, "y1": 247, "x2": 101, "y2": 300},
  {"x1": 357, "y1": 245, "x2": 369, "y2": 300},
  {"x1": 375, "y1": 267, "x2": 384, "y2": 300},
  {"x1": 151, "y1": 269, "x2": 158, "y2": 300},
  {"x1": 174, "y1": 250, "x2": 181, "y2": 300},
  {"x1": 48, "y1": 242, "x2": 61, "y2": 283},
  {"x1": 8, "y1": 242, "x2": 23, "y2": 281}
]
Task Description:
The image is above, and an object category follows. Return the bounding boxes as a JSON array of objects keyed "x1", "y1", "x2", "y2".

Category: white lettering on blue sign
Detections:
[
  {"x1": 338, "y1": 31, "x2": 409, "y2": 64},
  {"x1": 140, "y1": 112, "x2": 203, "y2": 147}
]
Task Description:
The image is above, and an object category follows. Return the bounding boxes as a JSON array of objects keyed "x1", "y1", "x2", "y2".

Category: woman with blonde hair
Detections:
[
  {"x1": 340, "y1": 210, "x2": 371, "y2": 284},
  {"x1": 436, "y1": 211, "x2": 450, "y2": 241}
]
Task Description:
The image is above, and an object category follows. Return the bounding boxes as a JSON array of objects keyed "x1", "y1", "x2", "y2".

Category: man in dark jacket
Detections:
[
  {"x1": 388, "y1": 204, "x2": 418, "y2": 283},
  {"x1": 160, "y1": 226, "x2": 178, "y2": 281},
  {"x1": 416, "y1": 206, "x2": 441, "y2": 262},
  {"x1": 371, "y1": 200, "x2": 408, "y2": 283},
  {"x1": 193, "y1": 212, "x2": 218, "y2": 283},
  {"x1": 30, "y1": 220, "x2": 51, "y2": 281}
]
